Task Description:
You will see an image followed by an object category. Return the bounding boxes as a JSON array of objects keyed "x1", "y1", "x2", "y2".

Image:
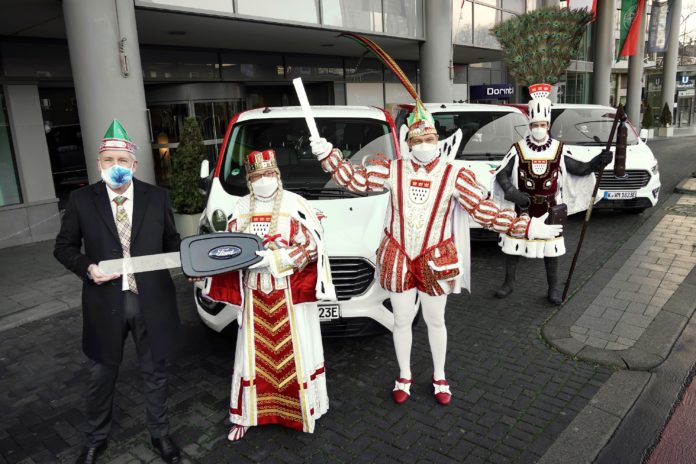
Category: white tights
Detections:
[{"x1": 390, "y1": 288, "x2": 448, "y2": 381}]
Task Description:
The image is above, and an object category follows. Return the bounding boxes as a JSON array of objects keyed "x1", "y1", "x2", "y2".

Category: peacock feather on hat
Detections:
[
  {"x1": 491, "y1": 7, "x2": 592, "y2": 86},
  {"x1": 339, "y1": 32, "x2": 436, "y2": 140}
]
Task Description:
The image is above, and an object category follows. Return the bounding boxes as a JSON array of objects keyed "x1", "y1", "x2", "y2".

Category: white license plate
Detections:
[
  {"x1": 318, "y1": 304, "x2": 341, "y2": 321},
  {"x1": 605, "y1": 191, "x2": 637, "y2": 200}
]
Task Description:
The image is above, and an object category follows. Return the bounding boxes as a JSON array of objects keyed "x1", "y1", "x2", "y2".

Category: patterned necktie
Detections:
[{"x1": 113, "y1": 196, "x2": 138, "y2": 293}]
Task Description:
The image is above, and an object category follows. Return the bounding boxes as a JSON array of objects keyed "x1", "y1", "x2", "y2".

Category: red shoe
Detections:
[
  {"x1": 433, "y1": 378, "x2": 451, "y2": 405},
  {"x1": 392, "y1": 378, "x2": 412, "y2": 404}
]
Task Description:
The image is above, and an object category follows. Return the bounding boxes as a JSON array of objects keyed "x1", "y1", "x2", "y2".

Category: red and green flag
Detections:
[{"x1": 617, "y1": 0, "x2": 645, "y2": 61}]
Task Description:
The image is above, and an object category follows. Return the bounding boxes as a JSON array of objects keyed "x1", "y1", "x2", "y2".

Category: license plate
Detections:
[
  {"x1": 318, "y1": 304, "x2": 341, "y2": 321},
  {"x1": 604, "y1": 191, "x2": 637, "y2": 200}
]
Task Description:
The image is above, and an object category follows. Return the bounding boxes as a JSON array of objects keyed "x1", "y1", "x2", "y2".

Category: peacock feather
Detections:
[{"x1": 491, "y1": 6, "x2": 592, "y2": 86}]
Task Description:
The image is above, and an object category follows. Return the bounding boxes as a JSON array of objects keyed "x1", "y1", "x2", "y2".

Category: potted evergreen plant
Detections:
[
  {"x1": 658, "y1": 102, "x2": 673, "y2": 137},
  {"x1": 641, "y1": 104, "x2": 654, "y2": 139},
  {"x1": 170, "y1": 117, "x2": 207, "y2": 237}
]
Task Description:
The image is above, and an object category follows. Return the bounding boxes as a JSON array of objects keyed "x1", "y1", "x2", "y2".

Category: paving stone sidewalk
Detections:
[{"x1": 570, "y1": 195, "x2": 696, "y2": 350}]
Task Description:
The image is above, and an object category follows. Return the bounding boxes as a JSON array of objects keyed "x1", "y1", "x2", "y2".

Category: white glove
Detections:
[
  {"x1": 527, "y1": 213, "x2": 563, "y2": 240},
  {"x1": 309, "y1": 136, "x2": 333, "y2": 160},
  {"x1": 248, "y1": 250, "x2": 272, "y2": 270}
]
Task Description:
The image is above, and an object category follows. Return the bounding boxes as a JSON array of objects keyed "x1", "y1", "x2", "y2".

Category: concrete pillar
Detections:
[
  {"x1": 420, "y1": 0, "x2": 453, "y2": 103},
  {"x1": 661, "y1": 0, "x2": 682, "y2": 118},
  {"x1": 63, "y1": 0, "x2": 154, "y2": 184},
  {"x1": 626, "y1": 1, "x2": 647, "y2": 127},
  {"x1": 593, "y1": 0, "x2": 615, "y2": 106},
  {"x1": 5, "y1": 85, "x2": 56, "y2": 204}
]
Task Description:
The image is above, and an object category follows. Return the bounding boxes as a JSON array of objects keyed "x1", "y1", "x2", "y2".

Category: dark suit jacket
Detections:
[{"x1": 54, "y1": 178, "x2": 182, "y2": 365}]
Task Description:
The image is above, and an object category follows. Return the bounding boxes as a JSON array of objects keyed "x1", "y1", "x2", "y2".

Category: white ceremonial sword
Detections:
[{"x1": 292, "y1": 77, "x2": 320, "y2": 139}]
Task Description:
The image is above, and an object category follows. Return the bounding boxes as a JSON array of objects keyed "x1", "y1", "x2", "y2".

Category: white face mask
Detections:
[
  {"x1": 251, "y1": 176, "x2": 279, "y2": 199},
  {"x1": 530, "y1": 127, "x2": 548, "y2": 142},
  {"x1": 410, "y1": 143, "x2": 439, "y2": 164}
]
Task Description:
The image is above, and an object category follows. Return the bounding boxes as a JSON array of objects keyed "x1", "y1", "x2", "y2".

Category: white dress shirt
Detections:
[{"x1": 105, "y1": 182, "x2": 134, "y2": 291}]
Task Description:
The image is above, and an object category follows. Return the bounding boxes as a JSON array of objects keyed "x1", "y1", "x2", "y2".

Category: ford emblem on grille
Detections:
[{"x1": 208, "y1": 245, "x2": 242, "y2": 260}]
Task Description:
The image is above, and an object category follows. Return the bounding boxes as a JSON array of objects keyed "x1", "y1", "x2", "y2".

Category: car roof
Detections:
[
  {"x1": 423, "y1": 103, "x2": 523, "y2": 114},
  {"x1": 551, "y1": 103, "x2": 615, "y2": 112},
  {"x1": 237, "y1": 105, "x2": 388, "y2": 122}
]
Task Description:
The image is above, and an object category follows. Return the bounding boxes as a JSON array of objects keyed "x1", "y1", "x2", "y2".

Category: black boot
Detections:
[
  {"x1": 545, "y1": 257, "x2": 562, "y2": 305},
  {"x1": 495, "y1": 255, "x2": 520, "y2": 298}
]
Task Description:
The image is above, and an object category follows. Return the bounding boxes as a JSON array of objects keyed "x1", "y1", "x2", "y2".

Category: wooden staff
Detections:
[{"x1": 562, "y1": 104, "x2": 627, "y2": 301}]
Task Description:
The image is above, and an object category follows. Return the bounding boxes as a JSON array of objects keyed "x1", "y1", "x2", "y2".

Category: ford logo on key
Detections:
[{"x1": 208, "y1": 245, "x2": 242, "y2": 260}]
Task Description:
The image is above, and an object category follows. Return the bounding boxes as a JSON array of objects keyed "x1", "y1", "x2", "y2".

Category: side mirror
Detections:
[
  {"x1": 639, "y1": 128, "x2": 649, "y2": 143},
  {"x1": 198, "y1": 160, "x2": 211, "y2": 193}
]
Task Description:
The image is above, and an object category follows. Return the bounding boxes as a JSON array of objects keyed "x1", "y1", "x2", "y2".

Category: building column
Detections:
[
  {"x1": 626, "y1": 1, "x2": 647, "y2": 127},
  {"x1": 420, "y1": 0, "x2": 453, "y2": 103},
  {"x1": 63, "y1": 0, "x2": 154, "y2": 184},
  {"x1": 593, "y1": 0, "x2": 615, "y2": 106},
  {"x1": 661, "y1": 0, "x2": 682, "y2": 117}
]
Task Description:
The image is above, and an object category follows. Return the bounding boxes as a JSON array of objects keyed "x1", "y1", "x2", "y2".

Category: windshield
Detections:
[
  {"x1": 551, "y1": 108, "x2": 639, "y2": 145},
  {"x1": 220, "y1": 117, "x2": 395, "y2": 198},
  {"x1": 431, "y1": 111, "x2": 529, "y2": 161}
]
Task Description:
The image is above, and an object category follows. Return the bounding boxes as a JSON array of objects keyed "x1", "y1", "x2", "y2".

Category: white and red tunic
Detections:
[
  {"x1": 320, "y1": 149, "x2": 531, "y2": 296},
  {"x1": 203, "y1": 191, "x2": 334, "y2": 433}
]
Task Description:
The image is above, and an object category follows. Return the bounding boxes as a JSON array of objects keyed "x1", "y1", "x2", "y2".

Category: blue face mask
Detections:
[{"x1": 101, "y1": 165, "x2": 133, "y2": 188}]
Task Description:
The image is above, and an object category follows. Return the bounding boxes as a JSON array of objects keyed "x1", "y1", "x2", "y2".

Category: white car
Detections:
[
  {"x1": 550, "y1": 104, "x2": 660, "y2": 212},
  {"x1": 394, "y1": 103, "x2": 529, "y2": 239},
  {"x1": 195, "y1": 106, "x2": 402, "y2": 336}
]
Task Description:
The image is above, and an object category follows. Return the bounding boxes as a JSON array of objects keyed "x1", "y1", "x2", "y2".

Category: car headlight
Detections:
[
  {"x1": 651, "y1": 164, "x2": 659, "y2": 175},
  {"x1": 212, "y1": 209, "x2": 227, "y2": 231}
]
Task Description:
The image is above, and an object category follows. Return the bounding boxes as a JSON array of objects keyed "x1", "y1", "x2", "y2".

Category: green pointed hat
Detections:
[
  {"x1": 406, "y1": 100, "x2": 437, "y2": 140},
  {"x1": 99, "y1": 119, "x2": 137, "y2": 154}
]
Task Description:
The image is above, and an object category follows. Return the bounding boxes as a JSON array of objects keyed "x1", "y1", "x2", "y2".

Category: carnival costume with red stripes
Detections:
[{"x1": 203, "y1": 150, "x2": 334, "y2": 434}]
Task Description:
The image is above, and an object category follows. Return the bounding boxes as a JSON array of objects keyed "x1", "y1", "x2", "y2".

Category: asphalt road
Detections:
[{"x1": 1, "y1": 136, "x2": 695, "y2": 464}]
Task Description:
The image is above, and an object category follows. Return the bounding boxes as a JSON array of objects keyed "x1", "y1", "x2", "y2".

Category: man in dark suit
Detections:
[{"x1": 54, "y1": 120, "x2": 182, "y2": 464}]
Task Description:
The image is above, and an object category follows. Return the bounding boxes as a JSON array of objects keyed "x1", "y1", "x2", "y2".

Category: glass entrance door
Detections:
[
  {"x1": 148, "y1": 98, "x2": 242, "y2": 186},
  {"x1": 677, "y1": 97, "x2": 693, "y2": 128}
]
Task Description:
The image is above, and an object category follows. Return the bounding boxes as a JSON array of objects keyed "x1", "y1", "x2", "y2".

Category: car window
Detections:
[
  {"x1": 431, "y1": 111, "x2": 529, "y2": 161},
  {"x1": 220, "y1": 117, "x2": 395, "y2": 198},
  {"x1": 551, "y1": 108, "x2": 639, "y2": 145}
]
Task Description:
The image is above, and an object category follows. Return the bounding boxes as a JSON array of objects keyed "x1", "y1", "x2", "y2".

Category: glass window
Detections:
[
  {"x1": 322, "y1": 0, "x2": 383, "y2": 32},
  {"x1": 383, "y1": 60, "x2": 417, "y2": 85},
  {"x1": 473, "y1": 4, "x2": 501, "y2": 49},
  {"x1": 453, "y1": 65, "x2": 468, "y2": 84},
  {"x1": 502, "y1": 0, "x2": 525, "y2": 14},
  {"x1": 220, "y1": 117, "x2": 395, "y2": 198},
  {"x1": 384, "y1": 0, "x2": 423, "y2": 37},
  {"x1": 285, "y1": 56, "x2": 343, "y2": 81},
  {"x1": 40, "y1": 87, "x2": 86, "y2": 209},
  {"x1": 432, "y1": 111, "x2": 529, "y2": 160},
  {"x1": 149, "y1": 103, "x2": 189, "y2": 144},
  {"x1": 141, "y1": 48, "x2": 219, "y2": 81},
  {"x1": 346, "y1": 83, "x2": 384, "y2": 106},
  {"x1": 345, "y1": 57, "x2": 383, "y2": 83},
  {"x1": 453, "y1": 1, "x2": 473, "y2": 45},
  {"x1": 220, "y1": 52, "x2": 284, "y2": 81},
  {"x1": 1, "y1": 43, "x2": 72, "y2": 78},
  {"x1": 137, "y1": 0, "x2": 234, "y2": 13},
  {"x1": 0, "y1": 91, "x2": 22, "y2": 207},
  {"x1": 237, "y1": 0, "x2": 318, "y2": 23},
  {"x1": 468, "y1": 67, "x2": 492, "y2": 85},
  {"x1": 550, "y1": 108, "x2": 639, "y2": 145}
]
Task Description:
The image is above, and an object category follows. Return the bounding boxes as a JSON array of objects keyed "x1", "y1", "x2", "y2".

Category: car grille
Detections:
[
  {"x1": 598, "y1": 170, "x2": 650, "y2": 190},
  {"x1": 329, "y1": 257, "x2": 375, "y2": 301}
]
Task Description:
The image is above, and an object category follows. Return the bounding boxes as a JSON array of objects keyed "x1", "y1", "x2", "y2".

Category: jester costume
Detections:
[
  {"x1": 310, "y1": 33, "x2": 562, "y2": 406},
  {"x1": 203, "y1": 150, "x2": 335, "y2": 438}
]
